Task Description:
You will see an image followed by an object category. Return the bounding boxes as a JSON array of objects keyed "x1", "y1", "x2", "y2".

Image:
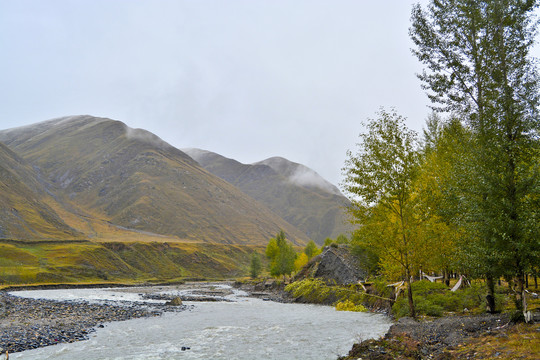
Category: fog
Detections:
[{"x1": 1, "y1": 0, "x2": 443, "y2": 186}]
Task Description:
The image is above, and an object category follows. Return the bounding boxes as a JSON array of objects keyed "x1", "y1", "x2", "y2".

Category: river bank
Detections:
[
  {"x1": 237, "y1": 279, "x2": 540, "y2": 359},
  {"x1": 2, "y1": 284, "x2": 391, "y2": 359},
  {"x1": 0, "y1": 290, "x2": 187, "y2": 354},
  {"x1": 339, "y1": 313, "x2": 540, "y2": 359}
]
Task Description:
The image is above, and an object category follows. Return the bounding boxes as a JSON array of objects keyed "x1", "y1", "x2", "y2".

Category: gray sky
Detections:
[{"x1": 0, "y1": 0, "x2": 462, "y2": 186}]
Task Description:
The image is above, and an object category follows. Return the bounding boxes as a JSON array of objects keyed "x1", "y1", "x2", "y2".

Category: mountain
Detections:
[
  {"x1": 0, "y1": 116, "x2": 309, "y2": 245},
  {"x1": 183, "y1": 149, "x2": 352, "y2": 244},
  {"x1": 0, "y1": 142, "x2": 82, "y2": 240}
]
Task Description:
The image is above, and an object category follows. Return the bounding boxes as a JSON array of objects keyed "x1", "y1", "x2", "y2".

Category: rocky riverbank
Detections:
[
  {"x1": 233, "y1": 280, "x2": 294, "y2": 303},
  {"x1": 339, "y1": 313, "x2": 540, "y2": 359},
  {"x1": 0, "y1": 291, "x2": 187, "y2": 354}
]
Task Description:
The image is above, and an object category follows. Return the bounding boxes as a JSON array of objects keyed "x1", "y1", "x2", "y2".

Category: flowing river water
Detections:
[{"x1": 10, "y1": 284, "x2": 391, "y2": 360}]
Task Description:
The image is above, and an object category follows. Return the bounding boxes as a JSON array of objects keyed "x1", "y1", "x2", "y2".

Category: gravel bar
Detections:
[{"x1": 0, "y1": 291, "x2": 187, "y2": 354}]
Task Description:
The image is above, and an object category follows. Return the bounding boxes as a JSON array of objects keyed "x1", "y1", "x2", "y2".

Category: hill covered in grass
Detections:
[
  {"x1": 184, "y1": 148, "x2": 352, "y2": 244},
  {"x1": 0, "y1": 116, "x2": 308, "y2": 245},
  {"x1": 0, "y1": 143, "x2": 82, "y2": 240}
]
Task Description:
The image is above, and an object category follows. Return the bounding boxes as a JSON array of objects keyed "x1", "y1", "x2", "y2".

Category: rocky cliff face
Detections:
[{"x1": 295, "y1": 245, "x2": 367, "y2": 285}]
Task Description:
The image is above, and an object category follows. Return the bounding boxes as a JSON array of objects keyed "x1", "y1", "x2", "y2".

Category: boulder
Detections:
[{"x1": 165, "y1": 297, "x2": 183, "y2": 306}]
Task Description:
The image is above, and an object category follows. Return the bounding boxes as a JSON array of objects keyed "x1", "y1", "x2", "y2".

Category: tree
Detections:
[
  {"x1": 303, "y1": 240, "x2": 321, "y2": 260},
  {"x1": 342, "y1": 108, "x2": 422, "y2": 318},
  {"x1": 417, "y1": 116, "x2": 471, "y2": 284},
  {"x1": 250, "y1": 252, "x2": 262, "y2": 278},
  {"x1": 335, "y1": 234, "x2": 350, "y2": 244},
  {"x1": 410, "y1": 0, "x2": 540, "y2": 317},
  {"x1": 265, "y1": 230, "x2": 297, "y2": 278},
  {"x1": 294, "y1": 252, "x2": 309, "y2": 271}
]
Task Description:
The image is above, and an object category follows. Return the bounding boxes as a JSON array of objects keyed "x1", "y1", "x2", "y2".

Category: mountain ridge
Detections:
[
  {"x1": 0, "y1": 116, "x2": 309, "y2": 245},
  {"x1": 183, "y1": 148, "x2": 352, "y2": 244}
]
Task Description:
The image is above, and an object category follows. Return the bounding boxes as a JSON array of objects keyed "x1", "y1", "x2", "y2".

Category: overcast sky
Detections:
[{"x1": 0, "y1": 0, "x2": 501, "y2": 187}]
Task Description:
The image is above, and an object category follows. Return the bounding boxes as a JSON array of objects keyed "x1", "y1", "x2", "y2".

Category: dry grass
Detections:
[
  {"x1": 0, "y1": 240, "x2": 264, "y2": 286},
  {"x1": 451, "y1": 323, "x2": 540, "y2": 359}
]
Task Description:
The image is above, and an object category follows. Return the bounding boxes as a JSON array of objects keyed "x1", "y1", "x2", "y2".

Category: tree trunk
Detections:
[
  {"x1": 405, "y1": 268, "x2": 416, "y2": 319},
  {"x1": 443, "y1": 269, "x2": 450, "y2": 287},
  {"x1": 535, "y1": 275, "x2": 538, "y2": 289},
  {"x1": 515, "y1": 274, "x2": 528, "y2": 322},
  {"x1": 486, "y1": 275, "x2": 496, "y2": 313}
]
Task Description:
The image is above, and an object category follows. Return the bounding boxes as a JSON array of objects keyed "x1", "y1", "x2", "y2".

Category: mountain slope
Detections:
[
  {"x1": 183, "y1": 149, "x2": 352, "y2": 244},
  {"x1": 0, "y1": 142, "x2": 82, "y2": 240},
  {"x1": 0, "y1": 116, "x2": 308, "y2": 245}
]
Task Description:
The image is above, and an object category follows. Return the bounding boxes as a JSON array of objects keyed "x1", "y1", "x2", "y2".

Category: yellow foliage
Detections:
[
  {"x1": 294, "y1": 252, "x2": 309, "y2": 271},
  {"x1": 335, "y1": 299, "x2": 367, "y2": 312}
]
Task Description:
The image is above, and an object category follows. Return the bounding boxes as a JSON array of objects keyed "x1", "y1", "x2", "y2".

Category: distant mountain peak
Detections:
[
  {"x1": 255, "y1": 157, "x2": 342, "y2": 196},
  {"x1": 183, "y1": 148, "x2": 352, "y2": 244}
]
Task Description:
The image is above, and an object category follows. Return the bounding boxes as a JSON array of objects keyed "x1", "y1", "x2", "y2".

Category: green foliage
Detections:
[
  {"x1": 303, "y1": 240, "x2": 321, "y2": 259},
  {"x1": 323, "y1": 238, "x2": 333, "y2": 247},
  {"x1": 410, "y1": 0, "x2": 540, "y2": 314},
  {"x1": 335, "y1": 234, "x2": 349, "y2": 244},
  {"x1": 350, "y1": 239, "x2": 380, "y2": 277},
  {"x1": 343, "y1": 108, "x2": 422, "y2": 318},
  {"x1": 335, "y1": 299, "x2": 367, "y2": 312},
  {"x1": 391, "y1": 280, "x2": 486, "y2": 319},
  {"x1": 266, "y1": 230, "x2": 297, "y2": 278},
  {"x1": 249, "y1": 252, "x2": 262, "y2": 278},
  {"x1": 284, "y1": 278, "x2": 366, "y2": 306},
  {"x1": 265, "y1": 238, "x2": 279, "y2": 260}
]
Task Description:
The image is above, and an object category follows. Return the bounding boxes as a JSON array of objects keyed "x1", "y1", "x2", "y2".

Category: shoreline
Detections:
[
  {"x1": 0, "y1": 290, "x2": 186, "y2": 354},
  {"x1": 339, "y1": 312, "x2": 540, "y2": 359}
]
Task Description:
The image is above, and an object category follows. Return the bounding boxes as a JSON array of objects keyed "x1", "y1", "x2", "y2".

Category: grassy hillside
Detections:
[
  {"x1": 0, "y1": 116, "x2": 308, "y2": 245},
  {"x1": 184, "y1": 149, "x2": 352, "y2": 244},
  {"x1": 0, "y1": 143, "x2": 82, "y2": 240},
  {"x1": 0, "y1": 240, "x2": 264, "y2": 285}
]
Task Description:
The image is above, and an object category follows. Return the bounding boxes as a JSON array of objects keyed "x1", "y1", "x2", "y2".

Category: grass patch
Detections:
[{"x1": 450, "y1": 323, "x2": 540, "y2": 359}]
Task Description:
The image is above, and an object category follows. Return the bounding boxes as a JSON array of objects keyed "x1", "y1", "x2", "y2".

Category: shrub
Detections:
[
  {"x1": 285, "y1": 278, "x2": 366, "y2": 306},
  {"x1": 336, "y1": 299, "x2": 367, "y2": 312},
  {"x1": 391, "y1": 280, "x2": 487, "y2": 318}
]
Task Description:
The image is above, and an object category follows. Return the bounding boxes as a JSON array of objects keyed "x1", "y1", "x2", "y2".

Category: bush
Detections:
[
  {"x1": 391, "y1": 280, "x2": 487, "y2": 318},
  {"x1": 336, "y1": 299, "x2": 367, "y2": 312},
  {"x1": 285, "y1": 278, "x2": 366, "y2": 306}
]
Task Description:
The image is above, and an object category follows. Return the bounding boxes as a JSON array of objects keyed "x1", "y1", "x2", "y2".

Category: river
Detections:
[{"x1": 10, "y1": 284, "x2": 391, "y2": 360}]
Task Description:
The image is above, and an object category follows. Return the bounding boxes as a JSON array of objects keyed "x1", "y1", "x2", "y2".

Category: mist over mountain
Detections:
[
  {"x1": 0, "y1": 116, "x2": 309, "y2": 245},
  {"x1": 184, "y1": 148, "x2": 352, "y2": 244}
]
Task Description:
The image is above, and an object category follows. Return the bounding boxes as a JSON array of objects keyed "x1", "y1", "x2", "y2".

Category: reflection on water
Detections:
[{"x1": 11, "y1": 284, "x2": 391, "y2": 360}]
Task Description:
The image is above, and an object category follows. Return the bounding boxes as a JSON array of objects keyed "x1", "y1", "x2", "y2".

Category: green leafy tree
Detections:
[
  {"x1": 416, "y1": 116, "x2": 471, "y2": 284},
  {"x1": 303, "y1": 240, "x2": 321, "y2": 259},
  {"x1": 411, "y1": 0, "x2": 540, "y2": 317},
  {"x1": 335, "y1": 234, "x2": 349, "y2": 244},
  {"x1": 250, "y1": 252, "x2": 262, "y2": 279},
  {"x1": 265, "y1": 230, "x2": 297, "y2": 278},
  {"x1": 342, "y1": 108, "x2": 422, "y2": 318},
  {"x1": 323, "y1": 238, "x2": 333, "y2": 247}
]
